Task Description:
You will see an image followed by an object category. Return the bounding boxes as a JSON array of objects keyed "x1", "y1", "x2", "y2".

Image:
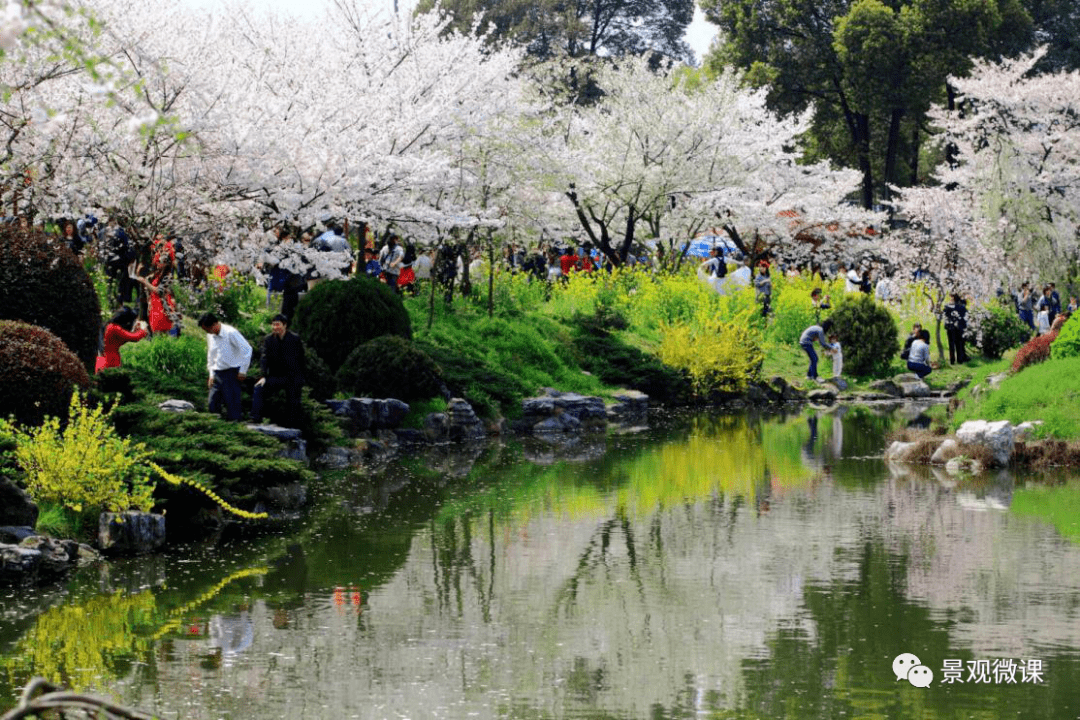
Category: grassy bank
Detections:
[{"x1": 950, "y1": 356, "x2": 1080, "y2": 440}]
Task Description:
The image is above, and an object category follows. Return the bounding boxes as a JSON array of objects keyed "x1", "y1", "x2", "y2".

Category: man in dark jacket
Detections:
[{"x1": 251, "y1": 314, "x2": 305, "y2": 426}]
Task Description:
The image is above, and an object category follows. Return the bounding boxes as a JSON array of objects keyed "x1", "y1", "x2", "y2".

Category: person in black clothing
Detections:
[
  {"x1": 943, "y1": 294, "x2": 969, "y2": 364},
  {"x1": 251, "y1": 314, "x2": 305, "y2": 426},
  {"x1": 900, "y1": 322, "x2": 923, "y2": 361}
]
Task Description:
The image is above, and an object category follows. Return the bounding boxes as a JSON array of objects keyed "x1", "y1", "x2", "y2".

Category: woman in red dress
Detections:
[
  {"x1": 95, "y1": 307, "x2": 147, "y2": 372},
  {"x1": 131, "y1": 256, "x2": 179, "y2": 335}
]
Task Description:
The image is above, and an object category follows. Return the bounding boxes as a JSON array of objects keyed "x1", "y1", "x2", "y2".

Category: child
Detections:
[
  {"x1": 1036, "y1": 306, "x2": 1051, "y2": 336},
  {"x1": 825, "y1": 333, "x2": 843, "y2": 379}
]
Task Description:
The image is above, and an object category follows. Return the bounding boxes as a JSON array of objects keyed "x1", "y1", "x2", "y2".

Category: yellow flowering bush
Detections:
[
  {"x1": 658, "y1": 318, "x2": 764, "y2": 394},
  {"x1": 1, "y1": 392, "x2": 155, "y2": 514}
]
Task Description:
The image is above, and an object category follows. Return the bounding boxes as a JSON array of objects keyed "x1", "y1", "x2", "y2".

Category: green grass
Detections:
[
  {"x1": 951, "y1": 356, "x2": 1080, "y2": 439},
  {"x1": 35, "y1": 503, "x2": 94, "y2": 540},
  {"x1": 1012, "y1": 480, "x2": 1080, "y2": 544}
]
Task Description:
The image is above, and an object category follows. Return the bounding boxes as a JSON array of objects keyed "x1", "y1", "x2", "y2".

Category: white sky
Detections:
[{"x1": 182, "y1": 0, "x2": 719, "y2": 63}]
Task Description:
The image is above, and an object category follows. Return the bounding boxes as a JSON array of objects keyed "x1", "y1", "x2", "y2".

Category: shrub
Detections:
[
  {"x1": 0, "y1": 225, "x2": 101, "y2": 370},
  {"x1": 573, "y1": 333, "x2": 691, "y2": 403},
  {"x1": 765, "y1": 274, "x2": 844, "y2": 345},
  {"x1": 416, "y1": 339, "x2": 529, "y2": 419},
  {"x1": 119, "y1": 334, "x2": 208, "y2": 403},
  {"x1": 0, "y1": 392, "x2": 154, "y2": 515},
  {"x1": 292, "y1": 277, "x2": 411, "y2": 373},
  {"x1": 829, "y1": 294, "x2": 899, "y2": 376},
  {"x1": 1012, "y1": 318, "x2": 1067, "y2": 373},
  {"x1": 971, "y1": 303, "x2": 1030, "y2": 359},
  {"x1": 0, "y1": 321, "x2": 91, "y2": 426},
  {"x1": 110, "y1": 401, "x2": 315, "y2": 502},
  {"x1": 337, "y1": 336, "x2": 444, "y2": 402},
  {"x1": 657, "y1": 320, "x2": 763, "y2": 395},
  {"x1": 1051, "y1": 314, "x2": 1080, "y2": 360}
]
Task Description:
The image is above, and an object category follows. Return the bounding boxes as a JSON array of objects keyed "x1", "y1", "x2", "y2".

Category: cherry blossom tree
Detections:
[
  {"x1": 524, "y1": 55, "x2": 879, "y2": 269},
  {"x1": 923, "y1": 48, "x2": 1080, "y2": 283}
]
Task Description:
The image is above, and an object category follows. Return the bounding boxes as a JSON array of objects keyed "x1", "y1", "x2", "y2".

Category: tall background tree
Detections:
[
  {"x1": 701, "y1": 0, "x2": 1035, "y2": 208},
  {"x1": 415, "y1": 0, "x2": 695, "y2": 61}
]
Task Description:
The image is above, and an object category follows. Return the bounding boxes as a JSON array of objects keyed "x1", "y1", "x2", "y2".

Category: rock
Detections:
[
  {"x1": 744, "y1": 384, "x2": 771, "y2": 406},
  {"x1": 956, "y1": 420, "x2": 1014, "y2": 467},
  {"x1": 1014, "y1": 421, "x2": 1044, "y2": 442},
  {"x1": 609, "y1": 390, "x2": 650, "y2": 421},
  {"x1": 262, "y1": 483, "x2": 307, "y2": 512},
  {"x1": 0, "y1": 544, "x2": 41, "y2": 585},
  {"x1": 0, "y1": 526, "x2": 37, "y2": 544},
  {"x1": 246, "y1": 423, "x2": 307, "y2": 462},
  {"x1": 246, "y1": 423, "x2": 302, "y2": 441},
  {"x1": 930, "y1": 438, "x2": 961, "y2": 465},
  {"x1": 987, "y1": 373, "x2": 1008, "y2": 389},
  {"x1": 19, "y1": 536, "x2": 72, "y2": 577},
  {"x1": 885, "y1": 441, "x2": 921, "y2": 463},
  {"x1": 807, "y1": 388, "x2": 837, "y2": 405},
  {"x1": 75, "y1": 543, "x2": 101, "y2": 567},
  {"x1": 445, "y1": 398, "x2": 486, "y2": 441},
  {"x1": 945, "y1": 378, "x2": 971, "y2": 395},
  {"x1": 893, "y1": 373, "x2": 921, "y2": 384},
  {"x1": 520, "y1": 390, "x2": 607, "y2": 434},
  {"x1": 158, "y1": 399, "x2": 195, "y2": 413},
  {"x1": 533, "y1": 414, "x2": 582, "y2": 434},
  {"x1": 377, "y1": 399, "x2": 410, "y2": 428},
  {"x1": 823, "y1": 377, "x2": 849, "y2": 392},
  {"x1": 771, "y1": 376, "x2": 806, "y2": 403},
  {"x1": 98, "y1": 512, "x2": 167, "y2": 555},
  {"x1": 945, "y1": 456, "x2": 984, "y2": 476},
  {"x1": 0, "y1": 478, "x2": 38, "y2": 527},
  {"x1": 315, "y1": 446, "x2": 360, "y2": 469},
  {"x1": 423, "y1": 412, "x2": 450, "y2": 442},
  {"x1": 868, "y1": 379, "x2": 901, "y2": 397},
  {"x1": 898, "y1": 380, "x2": 932, "y2": 398},
  {"x1": 393, "y1": 428, "x2": 427, "y2": 444}
]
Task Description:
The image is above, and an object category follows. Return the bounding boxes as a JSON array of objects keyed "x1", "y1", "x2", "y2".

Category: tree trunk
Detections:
[
  {"x1": 909, "y1": 125, "x2": 920, "y2": 186},
  {"x1": 856, "y1": 112, "x2": 874, "y2": 209},
  {"x1": 882, "y1": 108, "x2": 903, "y2": 201},
  {"x1": 487, "y1": 231, "x2": 495, "y2": 318}
]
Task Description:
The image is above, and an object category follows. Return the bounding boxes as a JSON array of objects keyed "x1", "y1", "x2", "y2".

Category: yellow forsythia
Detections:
[
  {"x1": 1, "y1": 392, "x2": 154, "y2": 513},
  {"x1": 149, "y1": 461, "x2": 268, "y2": 520},
  {"x1": 658, "y1": 318, "x2": 764, "y2": 394}
]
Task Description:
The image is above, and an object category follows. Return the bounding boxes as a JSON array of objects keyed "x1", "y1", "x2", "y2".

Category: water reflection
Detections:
[{"x1": 2, "y1": 409, "x2": 1080, "y2": 719}]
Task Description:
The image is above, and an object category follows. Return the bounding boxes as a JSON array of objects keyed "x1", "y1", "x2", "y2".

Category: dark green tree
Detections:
[
  {"x1": 417, "y1": 0, "x2": 695, "y2": 62},
  {"x1": 702, "y1": 0, "x2": 1034, "y2": 208}
]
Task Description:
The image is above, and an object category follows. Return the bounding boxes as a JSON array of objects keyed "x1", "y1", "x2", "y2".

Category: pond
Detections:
[{"x1": 3, "y1": 407, "x2": 1080, "y2": 719}]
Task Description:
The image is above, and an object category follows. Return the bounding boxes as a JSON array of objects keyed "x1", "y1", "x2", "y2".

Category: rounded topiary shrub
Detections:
[
  {"x1": 336, "y1": 336, "x2": 444, "y2": 402},
  {"x1": 292, "y1": 277, "x2": 411, "y2": 373},
  {"x1": 0, "y1": 225, "x2": 101, "y2": 371},
  {"x1": 0, "y1": 321, "x2": 91, "y2": 426},
  {"x1": 829, "y1": 294, "x2": 899, "y2": 376},
  {"x1": 971, "y1": 303, "x2": 1030, "y2": 359}
]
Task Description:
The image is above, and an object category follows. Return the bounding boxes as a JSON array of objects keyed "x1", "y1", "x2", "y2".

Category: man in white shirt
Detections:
[{"x1": 198, "y1": 312, "x2": 253, "y2": 422}]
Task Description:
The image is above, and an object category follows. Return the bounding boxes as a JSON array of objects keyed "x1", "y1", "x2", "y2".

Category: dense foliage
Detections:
[
  {"x1": 1051, "y1": 314, "x2": 1080, "y2": 360},
  {"x1": 829, "y1": 294, "x2": 899, "y2": 376},
  {"x1": 0, "y1": 226, "x2": 101, "y2": 370},
  {"x1": 573, "y1": 333, "x2": 691, "y2": 403},
  {"x1": 292, "y1": 277, "x2": 412, "y2": 373},
  {"x1": 658, "y1": 319, "x2": 763, "y2": 395},
  {"x1": 337, "y1": 336, "x2": 445, "y2": 403},
  {"x1": 1011, "y1": 319, "x2": 1065, "y2": 372},
  {"x1": 0, "y1": 321, "x2": 91, "y2": 427},
  {"x1": 0, "y1": 393, "x2": 154, "y2": 515},
  {"x1": 973, "y1": 304, "x2": 1031, "y2": 359}
]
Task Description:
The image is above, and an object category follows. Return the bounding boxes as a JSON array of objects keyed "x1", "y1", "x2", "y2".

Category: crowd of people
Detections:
[{"x1": 56, "y1": 216, "x2": 1078, "y2": 415}]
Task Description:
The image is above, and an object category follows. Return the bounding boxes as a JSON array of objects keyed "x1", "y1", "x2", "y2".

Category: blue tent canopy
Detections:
[{"x1": 682, "y1": 235, "x2": 738, "y2": 259}]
